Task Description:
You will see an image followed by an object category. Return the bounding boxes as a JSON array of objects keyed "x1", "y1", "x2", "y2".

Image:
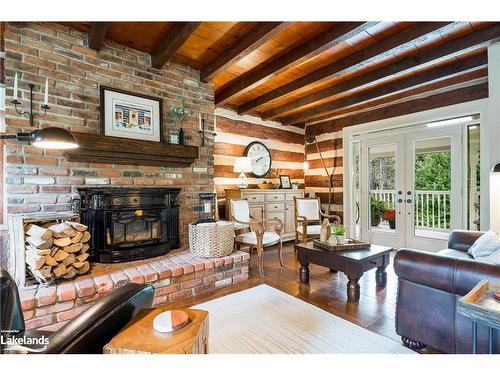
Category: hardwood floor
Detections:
[{"x1": 167, "y1": 241, "x2": 406, "y2": 348}]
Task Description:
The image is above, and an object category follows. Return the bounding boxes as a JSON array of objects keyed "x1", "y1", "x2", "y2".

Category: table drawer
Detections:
[
  {"x1": 266, "y1": 203, "x2": 285, "y2": 211},
  {"x1": 266, "y1": 193, "x2": 285, "y2": 202},
  {"x1": 242, "y1": 194, "x2": 265, "y2": 203},
  {"x1": 286, "y1": 193, "x2": 303, "y2": 201}
]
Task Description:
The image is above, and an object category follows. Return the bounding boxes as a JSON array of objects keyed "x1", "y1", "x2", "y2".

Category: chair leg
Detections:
[
  {"x1": 256, "y1": 246, "x2": 264, "y2": 277},
  {"x1": 278, "y1": 240, "x2": 284, "y2": 267}
]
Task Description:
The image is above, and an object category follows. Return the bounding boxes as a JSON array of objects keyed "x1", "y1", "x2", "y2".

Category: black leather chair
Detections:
[{"x1": 1, "y1": 269, "x2": 154, "y2": 354}]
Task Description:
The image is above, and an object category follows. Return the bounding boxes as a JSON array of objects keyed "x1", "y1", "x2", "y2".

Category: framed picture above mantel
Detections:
[{"x1": 100, "y1": 86, "x2": 163, "y2": 143}]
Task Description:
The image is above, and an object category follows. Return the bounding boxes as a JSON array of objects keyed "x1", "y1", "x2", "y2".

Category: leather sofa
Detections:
[
  {"x1": 394, "y1": 230, "x2": 500, "y2": 353},
  {"x1": 1, "y1": 269, "x2": 154, "y2": 354}
]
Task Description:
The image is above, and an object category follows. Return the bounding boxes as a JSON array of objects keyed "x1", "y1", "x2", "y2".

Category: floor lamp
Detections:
[{"x1": 305, "y1": 129, "x2": 334, "y2": 215}]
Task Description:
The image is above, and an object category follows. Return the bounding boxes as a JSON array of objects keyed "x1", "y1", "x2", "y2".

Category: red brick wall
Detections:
[{"x1": 2, "y1": 22, "x2": 215, "y2": 247}]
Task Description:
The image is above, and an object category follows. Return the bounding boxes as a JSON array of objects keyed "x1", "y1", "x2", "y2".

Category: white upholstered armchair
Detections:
[
  {"x1": 228, "y1": 199, "x2": 283, "y2": 276},
  {"x1": 294, "y1": 197, "x2": 341, "y2": 244}
]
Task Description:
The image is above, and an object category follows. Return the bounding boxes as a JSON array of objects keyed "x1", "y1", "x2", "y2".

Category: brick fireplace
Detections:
[{"x1": 3, "y1": 22, "x2": 215, "y2": 251}]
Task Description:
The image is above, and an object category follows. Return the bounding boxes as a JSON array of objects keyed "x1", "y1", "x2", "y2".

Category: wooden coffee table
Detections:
[{"x1": 295, "y1": 241, "x2": 393, "y2": 302}]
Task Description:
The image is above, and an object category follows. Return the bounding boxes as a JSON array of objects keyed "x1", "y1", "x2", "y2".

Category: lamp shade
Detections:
[
  {"x1": 490, "y1": 163, "x2": 500, "y2": 234},
  {"x1": 31, "y1": 127, "x2": 78, "y2": 149},
  {"x1": 233, "y1": 157, "x2": 252, "y2": 173}
]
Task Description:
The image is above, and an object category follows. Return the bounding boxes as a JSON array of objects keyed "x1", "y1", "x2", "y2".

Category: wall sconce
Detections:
[
  {"x1": 198, "y1": 113, "x2": 217, "y2": 147},
  {"x1": 490, "y1": 163, "x2": 500, "y2": 234},
  {"x1": 0, "y1": 72, "x2": 78, "y2": 150}
]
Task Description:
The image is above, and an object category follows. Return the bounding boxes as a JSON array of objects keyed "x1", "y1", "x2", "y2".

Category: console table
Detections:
[{"x1": 225, "y1": 188, "x2": 304, "y2": 242}]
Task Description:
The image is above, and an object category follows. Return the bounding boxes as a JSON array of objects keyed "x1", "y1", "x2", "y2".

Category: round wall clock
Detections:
[{"x1": 245, "y1": 141, "x2": 272, "y2": 178}]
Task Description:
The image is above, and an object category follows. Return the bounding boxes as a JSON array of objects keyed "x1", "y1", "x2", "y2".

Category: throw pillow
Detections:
[
  {"x1": 467, "y1": 230, "x2": 500, "y2": 258},
  {"x1": 477, "y1": 249, "x2": 500, "y2": 265}
]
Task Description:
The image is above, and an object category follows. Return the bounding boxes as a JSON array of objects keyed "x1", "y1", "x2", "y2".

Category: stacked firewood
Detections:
[{"x1": 24, "y1": 221, "x2": 91, "y2": 284}]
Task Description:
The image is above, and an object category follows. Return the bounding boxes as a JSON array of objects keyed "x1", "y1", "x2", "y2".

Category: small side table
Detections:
[
  {"x1": 457, "y1": 280, "x2": 500, "y2": 354},
  {"x1": 103, "y1": 308, "x2": 209, "y2": 354}
]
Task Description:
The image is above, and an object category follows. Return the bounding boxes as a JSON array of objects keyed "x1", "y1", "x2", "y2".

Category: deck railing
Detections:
[{"x1": 367, "y1": 189, "x2": 451, "y2": 230}]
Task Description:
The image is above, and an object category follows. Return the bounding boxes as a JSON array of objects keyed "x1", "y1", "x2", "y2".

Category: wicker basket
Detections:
[{"x1": 189, "y1": 221, "x2": 235, "y2": 258}]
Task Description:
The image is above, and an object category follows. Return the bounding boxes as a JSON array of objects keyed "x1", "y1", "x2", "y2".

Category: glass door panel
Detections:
[{"x1": 405, "y1": 127, "x2": 462, "y2": 251}]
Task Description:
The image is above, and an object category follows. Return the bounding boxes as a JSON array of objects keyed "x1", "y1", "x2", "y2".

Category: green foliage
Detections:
[
  {"x1": 169, "y1": 99, "x2": 193, "y2": 127},
  {"x1": 334, "y1": 225, "x2": 345, "y2": 236},
  {"x1": 415, "y1": 152, "x2": 451, "y2": 190},
  {"x1": 370, "y1": 156, "x2": 395, "y2": 190},
  {"x1": 370, "y1": 195, "x2": 387, "y2": 219}
]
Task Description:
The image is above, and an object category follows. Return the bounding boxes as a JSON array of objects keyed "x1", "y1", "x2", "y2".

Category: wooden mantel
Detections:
[{"x1": 64, "y1": 132, "x2": 199, "y2": 167}]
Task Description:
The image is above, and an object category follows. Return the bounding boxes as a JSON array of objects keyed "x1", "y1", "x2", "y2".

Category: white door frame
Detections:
[
  {"x1": 343, "y1": 98, "x2": 488, "y2": 245},
  {"x1": 359, "y1": 133, "x2": 406, "y2": 249}
]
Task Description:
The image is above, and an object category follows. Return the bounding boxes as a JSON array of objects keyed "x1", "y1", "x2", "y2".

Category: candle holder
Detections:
[
  {"x1": 11, "y1": 83, "x2": 50, "y2": 127},
  {"x1": 198, "y1": 115, "x2": 217, "y2": 147}
]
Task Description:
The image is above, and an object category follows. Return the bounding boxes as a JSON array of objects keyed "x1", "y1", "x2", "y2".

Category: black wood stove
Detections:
[{"x1": 78, "y1": 187, "x2": 180, "y2": 263}]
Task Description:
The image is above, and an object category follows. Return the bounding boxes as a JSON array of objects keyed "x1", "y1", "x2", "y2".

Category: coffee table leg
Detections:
[
  {"x1": 299, "y1": 263, "x2": 310, "y2": 283},
  {"x1": 347, "y1": 277, "x2": 360, "y2": 302},
  {"x1": 375, "y1": 265, "x2": 388, "y2": 287}
]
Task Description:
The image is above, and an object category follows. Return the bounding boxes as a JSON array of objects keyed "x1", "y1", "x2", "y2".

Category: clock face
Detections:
[{"x1": 245, "y1": 141, "x2": 272, "y2": 178}]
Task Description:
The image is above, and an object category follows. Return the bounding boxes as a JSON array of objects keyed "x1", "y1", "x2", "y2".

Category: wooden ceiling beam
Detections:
[
  {"x1": 308, "y1": 83, "x2": 488, "y2": 133},
  {"x1": 88, "y1": 22, "x2": 109, "y2": 51},
  {"x1": 238, "y1": 22, "x2": 452, "y2": 115},
  {"x1": 307, "y1": 69, "x2": 487, "y2": 125},
  {"x1": 152, "y1": 22, "x2": 201, "y2": 69},
  {"x1": 215, "y1": 22, "x2": 378, "y2": 106},
  {"x1": 200, "y1": 22, "x2": 290, "y2": 83},
  {"x1": 281, "y1": 53, "x2": 487, "y2": 125}
]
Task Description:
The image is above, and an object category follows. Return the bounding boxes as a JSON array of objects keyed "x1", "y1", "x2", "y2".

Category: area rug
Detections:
[{"x1": 193, "y1": 284, "x2": 412, "y2": 354}]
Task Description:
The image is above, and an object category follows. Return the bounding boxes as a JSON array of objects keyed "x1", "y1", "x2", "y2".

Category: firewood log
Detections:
[
  {"x1": 37, "y1": 266, "x2": 53, "y2": 281},
  {"x1": 53, "y1": 263, "x2": 68, "y2": 277},
  {"x1": 73, "y1": 261, "x2": 85, "y2": 268},
  {"x1": 76, "y1": 253, "x2": 89, "y2": 262},
  {"x1": 44, "y1": 254, "x2": 58, "y2": 266},
  {"x1": 25, "y1": 224, "x2": 53, "y2": 241},
  {"x1": 63, "y1": 266, "x2": 77, "y2": 279},
  {"x1": 70, "y1": 231, "x2": 84, "y2": 243},
  {"x1": 76, "y1": 261, "x2": 90, "y2": 275},
  {"x1": 63, "y1": 254, "x2": 76, "y2": 267},
  {"x1": 26, "y1": 245, "x2": 51, "y2": 256},
  {"x1": 66, "y1": 221, "x2": 88, "y2": 232},
  {"x1": 53, "y1": 249, "x2": 69, "y2": 262},
  {"x1": 50, "y1": 247, "x2": 59, "y2": 257},
  {"x1": 26, "y1": 236, "x2": 53, "y2": 250},
  {"x1": 63, "y1": 243, "x2": 83, "y2": 253},
  {"x1": 48, "y1": 222, "x2": 77, "y2": 238},
  {"x1": 81, "y1": 231, "x2": 91, "y2": 243},
  {"x1": 53, "y1": 237, "x2": 72, "y2": 247},
  {"x1": 81, "y1": 243, "x2": 90, "y2": 253},
  {"x1": 26, "y1": 255, "x2": 45, "y2": 270}
]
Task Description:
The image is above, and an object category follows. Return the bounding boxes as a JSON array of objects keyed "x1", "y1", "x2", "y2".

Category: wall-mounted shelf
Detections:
[{"x1": 64, "y1": 132, "x2": 198, "y2": 167}]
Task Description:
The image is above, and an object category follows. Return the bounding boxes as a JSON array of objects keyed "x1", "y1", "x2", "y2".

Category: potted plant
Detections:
[
  {"x1": 370, "y1": 196, "x2": 386, "y2": 227},
  {"x1": 292, "y1": 180, "x2": 300, "y2": 189},
  {"x1": 168, "y1": 98, "x2": 193, "y2": 145},
  {"x1": 334, "y1": 224, "x2": 346, "y2": 245},
  {"x1": 382, "y1": 209, "x2": 396, "y2": 229}
]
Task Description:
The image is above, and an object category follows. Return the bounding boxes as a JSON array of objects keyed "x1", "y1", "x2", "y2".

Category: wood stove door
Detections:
[{"x1": 104, "y1": 209, "x2": 167, "y2": 249}]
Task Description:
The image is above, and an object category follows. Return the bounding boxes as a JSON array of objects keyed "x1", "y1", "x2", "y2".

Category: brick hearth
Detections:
[{"x1": 18, "y1": 250, "x2": 250, "y2": 331}]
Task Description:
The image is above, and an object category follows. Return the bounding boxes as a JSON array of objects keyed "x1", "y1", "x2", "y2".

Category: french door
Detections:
[{"x1": 359, "y1": 127, "x2": 462, "y2": 250}]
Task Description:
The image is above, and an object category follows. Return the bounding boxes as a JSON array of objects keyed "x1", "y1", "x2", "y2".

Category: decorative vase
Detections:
[
  {"x1": 320, "y1": 218, "x2": 331, "y2": 242},
  {"x1": 178, "y1": 127, "x2": 185, "y2": 145},
  {"x1": 336, "y1": 234, "x2": 345, "y2": 245},
  {"x1": 389, "y1": 220, "x2": 396, "y2": 229},
  {"x1": 371, "y1": 216, "x2": 381, "y2": 227},
  {"x1": 327, "y1": 234, "x2": 337, "y2": 245}
]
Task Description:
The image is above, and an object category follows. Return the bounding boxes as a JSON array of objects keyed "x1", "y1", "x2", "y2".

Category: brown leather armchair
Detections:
[{"x1": 394, "y1": 230, "x2": 500, "y2": 353}]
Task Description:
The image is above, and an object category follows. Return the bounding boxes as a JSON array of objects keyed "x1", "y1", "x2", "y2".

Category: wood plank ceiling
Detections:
[{"x1": 62, "y1": 21, "x2": 500, "y2": 128}]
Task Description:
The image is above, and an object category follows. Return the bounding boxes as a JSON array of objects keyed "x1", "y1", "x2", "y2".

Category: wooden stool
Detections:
[{"x1": 103, "y1": 308, "x2": 209, "y2": 354}]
